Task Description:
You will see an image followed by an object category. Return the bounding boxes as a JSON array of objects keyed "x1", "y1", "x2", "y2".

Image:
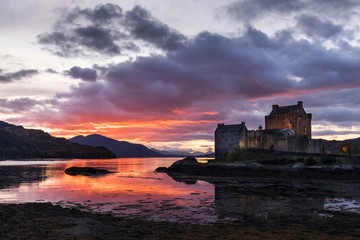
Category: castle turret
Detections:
[{"x1": 298, "y1": 101, "x2": 303, "y2": 108}]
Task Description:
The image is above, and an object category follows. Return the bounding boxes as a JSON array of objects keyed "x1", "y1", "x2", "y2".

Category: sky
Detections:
[{"x1": 1, "y1": 0, "x2": 360, "y2": 154}]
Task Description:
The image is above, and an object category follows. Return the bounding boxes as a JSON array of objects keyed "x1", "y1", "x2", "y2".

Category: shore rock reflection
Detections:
[{"x1": 166, "y1": 172, "x2": 360, "y2": 220}]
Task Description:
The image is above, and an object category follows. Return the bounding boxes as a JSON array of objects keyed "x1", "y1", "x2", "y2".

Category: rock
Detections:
[
  {"x1": 179, "y1": 157, "x2": 198, "y2": 164},
  {"x1": 155, "y1": 167, "x2": 168, "y2": 172},
  {"x1": 167, "y1": 157, "x2": 199, "y2": 172},
  {"x1": 289, "y1": 163, "x2": 305, "y2": 169},
  {"x1": 247, "y1": 162, "x2": 265, "y2": 169},
  {"x1": 169, "y1": 157, "x2": 198, "y2": 167},
  {"x1": 307, "y1": 166, "x2": 325, "y2": 170},
  {"x1": 332, "y1": 165, "x2": 355, "y2": 170},
  {"x1": 222, "y1": 164, "x2": 247, "y2": 169},
  {"x1": 65, "y1": 167, "x2": 111, "y2": 175}
]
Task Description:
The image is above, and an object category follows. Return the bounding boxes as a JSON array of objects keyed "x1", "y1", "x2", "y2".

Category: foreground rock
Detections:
[
  {"x1": 65, "y1": 167, "x2": 112, "y2": 175},
  {"x1": 1, "y1": 202, "x2": 360, "y2": 239}
]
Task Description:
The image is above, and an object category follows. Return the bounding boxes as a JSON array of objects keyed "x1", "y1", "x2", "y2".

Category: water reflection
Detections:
[
  {"x1": 0, "y1": 165, "x2": 47, "y2": 189},
  {"x1": 1, "y1": 158, "x2": 360, "y2": 224},
  {"x1": 0, "y1": 158, "x2": 216, "y2": 224},
  {"x1": 166, "y1": 173, "x2": 360, "y2": 220}
]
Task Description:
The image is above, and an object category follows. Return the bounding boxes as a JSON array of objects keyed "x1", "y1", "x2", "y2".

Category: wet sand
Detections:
[{"x1": 1, "y1": 202, "x2": 360, "y2": 239}]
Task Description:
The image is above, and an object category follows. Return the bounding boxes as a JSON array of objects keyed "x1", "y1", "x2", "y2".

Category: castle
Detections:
[{"x1": 215, "y1": 101, "x2": 323, "y2": 160}]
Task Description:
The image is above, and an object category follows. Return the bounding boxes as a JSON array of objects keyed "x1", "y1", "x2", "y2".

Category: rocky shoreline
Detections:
[
  {"x1": 156, "y1": 157, "x2": 360, "y2": 180},
  {"x1": 1, "y1": 202, "x2": 360, "y2": 239}
]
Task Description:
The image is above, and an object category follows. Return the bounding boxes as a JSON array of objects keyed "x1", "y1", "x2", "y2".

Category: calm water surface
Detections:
[
  {"x1": 1, "y1": 158, "x2": 360, "y2": 224},
  {"x1": 0, "y1": 158, "x2": 219, "y2": 223}
]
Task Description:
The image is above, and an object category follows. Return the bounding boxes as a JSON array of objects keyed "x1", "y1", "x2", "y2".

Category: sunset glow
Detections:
[{"x1": 1, "y1": 0, "x2": 360, "y2": 152}]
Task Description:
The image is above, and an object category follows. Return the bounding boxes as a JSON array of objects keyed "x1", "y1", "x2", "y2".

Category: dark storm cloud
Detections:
[
  {"x1": 74, "y1": 26, "x2": 121, "y2": 54},
  {"x1": 226, "y1": 0, "x2": 360, "y2": 24},
  {"x1": 58, "y1": 26, "x2": 360, "y2": 111},
  {"x1": 38, "y1": 27, "x2": 122, "y2": 57},
  {"x1": 124, "y1": 6, "x2": 187, "y2": 51},
  {"x1": 313, "y1": 107, "x2": 360, "y2": 124},
  {"x1": 65, "y1": 66, "x2": 98, "y2": 82},
  {"x1": 0, "y1": 98, "x2": 39, "y2": 113},
  {"x1": 304, "y1": 89, "x2": 360, "y2": 109},
  {"x1": 297, "y1": 15, "x2": 343, "y2": 39},
  {"x1": 0, "y1": 69, "x2": 38, "y2": 83},
  {"x1": 38, "y1": 4, "x2": 128, "y2": 57},
  {"x1": 226, "y1": 0, "x2": 304, "y2": 22},
  {"x1": 312, "y1": 0, "x2": 360, "y2": 11},
  {"x1": 38, "y1": 4, "x2": 186, "y2": 57},
  {"x1": 38, "y1": 31, "x2": 79, "y2": 57},
  {"x1": 67, "y1": 3, "x2": 123, "y2": 24}
]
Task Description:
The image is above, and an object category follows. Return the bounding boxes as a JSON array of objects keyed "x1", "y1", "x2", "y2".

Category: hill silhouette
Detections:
[
  {"x1": 322, "y1": 137, "x2": 360, "y2": 154},
  {"x1": 0, "y1": 121, "x2": 115, "y2": 159},
  {"x1": 70, "y1": 134, "x2": 163, "y2": 158}
]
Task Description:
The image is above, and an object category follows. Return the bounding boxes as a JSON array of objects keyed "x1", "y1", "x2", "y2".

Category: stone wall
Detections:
[
  {"x1": 308, "y1": 139, "x2": 324, "y2": 153},
  {"x1": 215, "y1": 124, "x2": 247, "y2": 161},
  {"x1": 244, "y1": 129, "x2": 313, "y2": 153}
]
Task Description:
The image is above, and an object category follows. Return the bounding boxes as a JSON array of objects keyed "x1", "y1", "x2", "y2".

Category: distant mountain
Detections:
[
  {"x1": 196, "y1": 152, "x2": 215, "y2": 158},
  {"x1": 0, "y1": 121, "x2": 116, "y2": 159},
  {"x1": 150, "y1": 148, "x2": 214, "y2": 158},
  {"x1": 150, "y1": 148, "x2": 187, "y2": 157},
  {"x1": 70, "y1": 134, "x2": 163, "y2": 158},
  {"x1": 351, "y1": 137, "x2": 360, "y2": 143}
]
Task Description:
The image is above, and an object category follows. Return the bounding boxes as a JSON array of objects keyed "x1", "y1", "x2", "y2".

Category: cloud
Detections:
[
  {"x1": 297, "y1": 15, "x2": 343, "y2": 39},
  {"x1": 46, "y1": 68, "x2": 58, "y2": 74},
  {"x1": 0, "y1": 98, "x2": 41, "y2": 113},
  {"x1": 0, "y1": 69, "x2": 38, "y2": 83},
  {"x1": 313, "y1": 130, "x2": 360, "y2": 137},
  {"x1": 69, "y1": 3, "x2": 123, "y2": 24},
  {"x1": 38, "y1": 27, "x2": 123, "y2": 57},
  {"x1": 38, "y1": 4, "x2": 129, "y2": 57},
  {"x1": 314, "y1": 106, "x2": 360, "y2": 124},
  {"x1": 226, "y1": 0, "x2": 304, "y2": 22},
  {"x1": 37, "y1": 4, "x2": 185, "y2": 57},
  {"x1": 74, "y1": 26, "x2": 121, "y2": 54},
  {"x1": 65, "y1": 66, "x2": 98, "y2": 81},
  {"x1": 124, "y1": 5, "x2": 187, "y2": 51},
  {"x1": 30, "y1": 25, "x2": 360, "y2": 141},
  {"x1": 225, "y1": 0, "x2": 360, "y2": 24},
  {"x1": 311, "y1": 0, "x2": 360, "y2": 12},
  {"x1": 35, "y1": 26, "x2": 360, "y2": 118}
]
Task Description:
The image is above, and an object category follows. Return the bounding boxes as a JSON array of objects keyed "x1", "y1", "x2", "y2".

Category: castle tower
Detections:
[{"x1": 265, "y1": 101, "x2": 312, "y2": 138}]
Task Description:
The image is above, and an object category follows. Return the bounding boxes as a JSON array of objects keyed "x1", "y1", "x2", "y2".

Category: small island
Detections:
[
  {"x1": 157, "y1": 102, "x2": 360, "y2": 180},
  {"x1": 65, "y1": 167, "x2": 112, "y2": 175}
]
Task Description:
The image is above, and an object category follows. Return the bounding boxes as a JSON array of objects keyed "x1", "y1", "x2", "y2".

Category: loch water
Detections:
[{"x1": 1, "y1": 158, "x2": 360, "y2": 224}]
